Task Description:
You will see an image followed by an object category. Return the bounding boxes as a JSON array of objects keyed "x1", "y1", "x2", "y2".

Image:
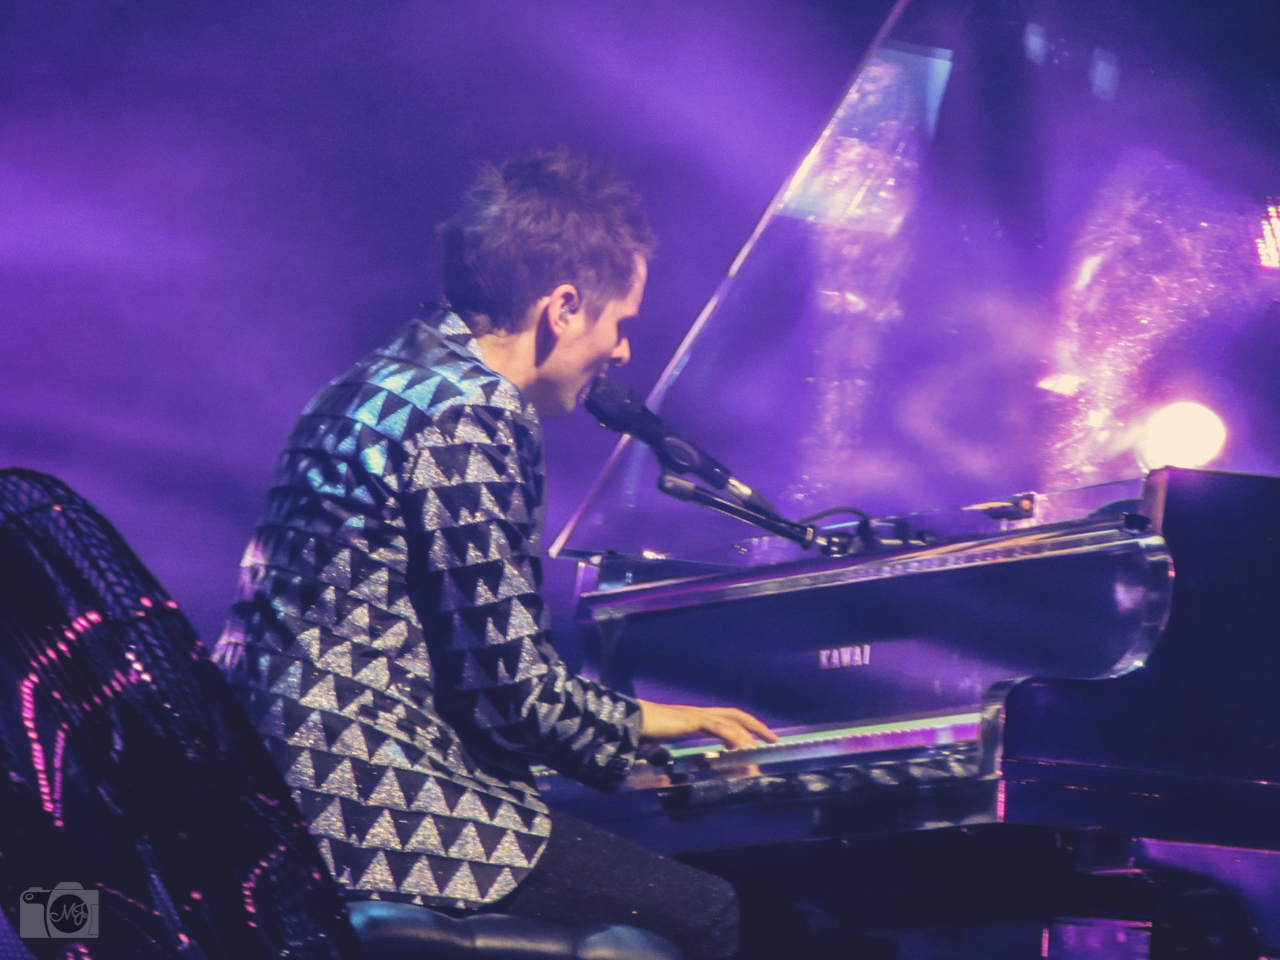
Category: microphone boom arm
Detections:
[
  {"x1": 583, "y1": 376, "x2": 863, "y2": 557},
  {"x1": 657, "y1": 472, "x2": 856, "y2": 557}
]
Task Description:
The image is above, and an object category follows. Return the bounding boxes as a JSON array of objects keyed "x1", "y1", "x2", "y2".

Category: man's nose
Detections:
[{"x1": 610, "y1": 337, "x2": 631, "y2": 367}]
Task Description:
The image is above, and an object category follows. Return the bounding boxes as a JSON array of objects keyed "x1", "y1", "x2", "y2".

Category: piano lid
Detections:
[{"x1": 554, "y1": 0, "x2": 1280, "y2": 565}]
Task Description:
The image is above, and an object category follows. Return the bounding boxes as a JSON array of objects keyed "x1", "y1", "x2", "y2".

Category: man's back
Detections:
[{"x1": 217, "y1": 313, "x2": 641, "y2": 910}]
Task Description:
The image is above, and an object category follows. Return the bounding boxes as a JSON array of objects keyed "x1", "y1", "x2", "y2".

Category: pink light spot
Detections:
[
  {"x1": 21, "y1": 675, "x2": 55, "y2": 817},
  {"x1": 165, "y1": 599, "x2": 179, "y2": 609},
  {"x1": 86, "y1": 610, "x2": 102, "y2": 623},
  {"x1": 52, "y1": 727, "x2": 66, "y2": 825},
  {"x1": 242, "y1": 843, "x2": 289, "y2": 919},
  {"x1": 140, "y1": 596, "x2": 153, "y2": 608}
]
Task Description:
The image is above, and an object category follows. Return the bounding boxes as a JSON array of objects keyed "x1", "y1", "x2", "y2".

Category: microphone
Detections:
[{"x1": 584, "y1": 376, "x2": 778, "y2": 517}]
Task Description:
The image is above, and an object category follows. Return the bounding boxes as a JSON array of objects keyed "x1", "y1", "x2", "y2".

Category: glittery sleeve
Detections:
[{"x1": 402, "y1": 396, "x2": 642, "y2": 791}]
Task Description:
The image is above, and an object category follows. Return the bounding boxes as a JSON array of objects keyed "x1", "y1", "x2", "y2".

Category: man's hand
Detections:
[{"x1": 636, "y1": 699, "x2": 778, "y2": 751}]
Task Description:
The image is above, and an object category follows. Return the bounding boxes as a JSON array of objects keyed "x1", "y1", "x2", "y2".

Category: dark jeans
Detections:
[{"x1": 490, "y1": 811, "x2": 739, "y2": 960}]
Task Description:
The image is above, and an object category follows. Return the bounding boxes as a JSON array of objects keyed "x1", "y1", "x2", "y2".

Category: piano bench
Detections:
[{"x1": 347, "y1": 900, "x2": 685, "y2": 960}]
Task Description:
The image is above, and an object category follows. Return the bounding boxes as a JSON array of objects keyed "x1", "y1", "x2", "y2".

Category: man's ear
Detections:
[
  {"x1": 547, "y1": 283, "x2": 582, "y2": 335},
  {"x1": 534, "y1": 283, "x2": 582, "y2": 365}
]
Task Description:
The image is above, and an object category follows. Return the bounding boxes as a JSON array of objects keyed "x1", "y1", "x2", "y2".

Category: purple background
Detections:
[{"x1": 0, "y1": 0, "x2": 888, "y2": 645}]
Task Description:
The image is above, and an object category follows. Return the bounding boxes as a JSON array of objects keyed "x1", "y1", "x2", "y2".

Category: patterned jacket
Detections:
[{"x1": 215, "y1": 313, "x2": 643, "y2": 910}]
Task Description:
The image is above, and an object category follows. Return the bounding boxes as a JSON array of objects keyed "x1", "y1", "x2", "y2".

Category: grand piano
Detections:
[{"x1": 540, "y1": 1, "x2": 1280, "y2": 957}]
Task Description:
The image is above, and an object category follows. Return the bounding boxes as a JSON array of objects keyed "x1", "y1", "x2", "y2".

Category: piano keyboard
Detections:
[
  {"x1": 534, "y1": 710, "x2": 986, "y2": 800},
  {"x1": 534, "y1": 710, "x2": 993, "y2": 852},
  {"x1": 660, "y1": 711, "x2": 983, "y2": 778}
]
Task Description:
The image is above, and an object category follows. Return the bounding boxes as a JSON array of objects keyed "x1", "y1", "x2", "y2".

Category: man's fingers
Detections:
[
  {"x1": 637, "y1": 699, "x2": 777, "y2": 749},
  {"x1": 724, "y1": 708, "x2": 778, "y2": 744},
  {"x1": 701, "y1": 708, "x2": 776, "y2": 750},
  {"x1": 704, "y1": 715, "x2": 757, "y2": 750}
]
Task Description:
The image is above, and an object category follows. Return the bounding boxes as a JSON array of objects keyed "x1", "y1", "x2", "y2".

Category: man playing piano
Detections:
[{"x1": 214, "y1": 150, "x2": 774, "y2": 960}]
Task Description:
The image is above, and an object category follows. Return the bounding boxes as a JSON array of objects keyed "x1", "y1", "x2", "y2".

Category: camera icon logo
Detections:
[{"x1": 19, "y1": 883, "x2": 98, "y2": 939}]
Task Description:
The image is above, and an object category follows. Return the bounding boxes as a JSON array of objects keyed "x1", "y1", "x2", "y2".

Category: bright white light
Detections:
[
  {"x1": 1258, "y1": 204, "x2": 1280, "y2": 269},
  {"x1": 1036, "y1": 373, "x2": 1082, "y2": 396},
  {"x1": 1138, "y1": 402, "x2": 1226, "y2": 469}
]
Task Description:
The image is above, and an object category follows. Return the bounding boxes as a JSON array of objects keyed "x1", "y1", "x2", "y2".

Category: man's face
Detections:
[{"x1": 536, "y1": 256, "x2": 646, "y2": 416}]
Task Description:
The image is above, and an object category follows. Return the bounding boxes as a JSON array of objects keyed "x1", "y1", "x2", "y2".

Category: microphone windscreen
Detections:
[{"x1": 584, "y1": 377, "x2": 666, "y2": 442}]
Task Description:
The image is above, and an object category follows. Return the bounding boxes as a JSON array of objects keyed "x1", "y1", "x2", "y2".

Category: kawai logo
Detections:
[{"x1": 818, "y1": 644, "x2": 871, "y2": 669}]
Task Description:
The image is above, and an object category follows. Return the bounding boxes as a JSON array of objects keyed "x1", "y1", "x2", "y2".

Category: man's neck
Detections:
[{"x1": 474, "y1": 325, "x2": 538, "y2": 393}]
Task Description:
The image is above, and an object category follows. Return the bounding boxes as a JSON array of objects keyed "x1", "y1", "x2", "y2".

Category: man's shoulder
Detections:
[
  {"x1": 375, "y1": 313, "x2": 473, "y2": 369},
  {"x1": 300, "y1": 314, "x2": 535, "y2": 445}
]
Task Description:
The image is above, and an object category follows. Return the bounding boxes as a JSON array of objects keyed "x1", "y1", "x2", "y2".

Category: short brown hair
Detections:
[{"x1": 440, "y1": 150, "x2": 655, "y2": 333}]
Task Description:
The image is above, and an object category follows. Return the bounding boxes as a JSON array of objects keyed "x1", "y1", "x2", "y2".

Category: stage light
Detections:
[
  {"x1": 1024, "y1": 23, "x2": 1047, "y2": 66},
  {"x1": 1258, "y1": 203, "x2": 1280, "y2": 269},
  {"x1": 1090, "y1": 48, "x2": 1119, "y2": 101},
  {"x1": 1137, "y1": 402, "x2": 1226, "y2": 469}
]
